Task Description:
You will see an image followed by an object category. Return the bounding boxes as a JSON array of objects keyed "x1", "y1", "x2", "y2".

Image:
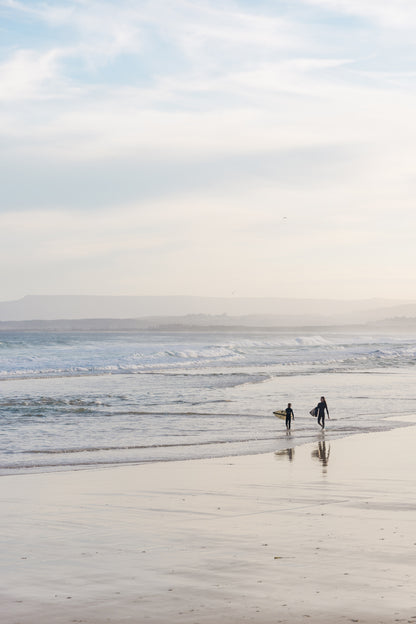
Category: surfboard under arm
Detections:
[{"x1": 273, "y1": 410, "x2": 286, "y2": 420}]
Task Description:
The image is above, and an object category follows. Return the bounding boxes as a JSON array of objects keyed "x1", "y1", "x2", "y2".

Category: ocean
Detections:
[{"x1": 1, "y1": 329, "x2": 415, "y2": 474}]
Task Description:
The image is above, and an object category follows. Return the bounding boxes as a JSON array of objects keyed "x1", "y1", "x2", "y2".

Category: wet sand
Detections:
[{"x1": 2, "y1": 422, "x2": 416, "y2": 623}]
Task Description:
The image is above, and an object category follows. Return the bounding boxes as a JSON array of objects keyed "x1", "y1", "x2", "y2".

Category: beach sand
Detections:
[{"x1": 2, "y1": 422, "x2": 416, "y2": 624}]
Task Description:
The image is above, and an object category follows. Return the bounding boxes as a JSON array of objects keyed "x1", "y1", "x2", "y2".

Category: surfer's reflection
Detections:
[
  {"x1": 311, "y1": 441, "x2": 331, "y2": 472},
  {"x1": 274, "y1": 447, "x2": 295, "y2": 462}
]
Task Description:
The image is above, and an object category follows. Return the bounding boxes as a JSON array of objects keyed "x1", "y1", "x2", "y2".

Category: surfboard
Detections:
[{"x1": 273, "y1": 410, "x2": 286, "y2": 420}]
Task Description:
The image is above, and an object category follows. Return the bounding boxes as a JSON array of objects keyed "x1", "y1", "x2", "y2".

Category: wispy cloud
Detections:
[
  {"x1": 0, "y1": 49, "x2": 62, "y2": 101},
  {"x1": 301, "y1": 0, "x2": 416, "y2": 29},
  {"x1": 1, "y1": 0, "x2": 416, "y2": 298}
]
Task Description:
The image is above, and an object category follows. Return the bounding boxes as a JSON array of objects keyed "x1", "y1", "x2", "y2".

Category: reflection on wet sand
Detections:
[
  {"x1": 274, "y1": 441, "x2": 331, "y2": 468},
  {"x1": 274, "y1": 448, "x2": 295, "y2": 462},
  {"x1": 311, "y1": 440, "x2": 331, "y2": 472}
]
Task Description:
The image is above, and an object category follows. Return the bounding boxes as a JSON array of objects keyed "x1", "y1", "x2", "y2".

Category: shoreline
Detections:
[
  {"x1": 2, "y1": 412, "x2": 414, "y2": 478},
  {"x1": 2, "y1": 411, "x2": 415, "y2": 478},
  {"x1": 3, "y1": 424, "x2": 416, "y2": 623}
]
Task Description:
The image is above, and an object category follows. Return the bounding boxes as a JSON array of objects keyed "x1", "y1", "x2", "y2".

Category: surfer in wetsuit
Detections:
[
  {"x1": 285, "y1": 403, "x2": 294, "y2": 431},
  {"x1": 317, "y1": 396, "x2": 329, "y2": 429}
]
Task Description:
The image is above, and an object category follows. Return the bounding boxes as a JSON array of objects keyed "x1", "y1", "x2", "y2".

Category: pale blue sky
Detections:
[{"x1": 1, "y1": 0, "x2": 416, "y2": 300}]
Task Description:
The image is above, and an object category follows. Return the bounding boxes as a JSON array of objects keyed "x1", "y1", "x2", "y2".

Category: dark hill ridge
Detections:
[
  {"x1": 1, "y1": 314, "x2": 416, "y2": 332},
  {"x1": 0, "y1": 295, "x2": 415, "y2": 325}
]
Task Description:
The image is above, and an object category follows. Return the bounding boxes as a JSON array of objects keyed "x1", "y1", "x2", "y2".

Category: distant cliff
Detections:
[
  {"x1": 1, "y1": 312, "x2": 416, "y2": 332},
  {"x1": 0, "y1": 295, "x2": 415, "y2": 326}
]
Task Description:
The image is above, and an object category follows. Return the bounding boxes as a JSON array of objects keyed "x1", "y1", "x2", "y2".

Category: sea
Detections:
[{"x1": 1, "y1": 329, "x2": 415, "y2": 475}]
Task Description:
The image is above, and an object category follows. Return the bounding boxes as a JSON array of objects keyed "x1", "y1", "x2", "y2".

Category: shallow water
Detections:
[{"x1": 1, "y1": 329, "x2": 415, "y2": 474}]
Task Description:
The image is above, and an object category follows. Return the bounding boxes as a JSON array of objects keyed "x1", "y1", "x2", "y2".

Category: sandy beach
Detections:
[{"x1": 2, "y1": 421, "x2": 416, "y2": 624}]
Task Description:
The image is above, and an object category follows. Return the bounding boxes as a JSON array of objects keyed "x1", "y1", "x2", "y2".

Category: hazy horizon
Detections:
[
  {"x1": 2, "y1": 1, "x2": 416, "y2": 300},
  {"x1": 4, "y1": 293, "x2": 416, "y2": 303},
  {"x1": 2, "y1": 293, "x2": 416, "y2": 324}
]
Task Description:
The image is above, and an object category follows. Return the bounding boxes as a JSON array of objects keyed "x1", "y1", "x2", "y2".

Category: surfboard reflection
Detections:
[{"x1": 274, "y1": 447, "x2": 295, "y2": 462}]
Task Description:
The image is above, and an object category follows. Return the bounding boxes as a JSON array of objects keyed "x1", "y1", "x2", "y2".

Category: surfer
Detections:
[
  {"x1": 317, "y1": 396, "x2": 330, "y2": 429},
  {"x1": 285, "y1": 403, "x2": 294, "y2": 431}
]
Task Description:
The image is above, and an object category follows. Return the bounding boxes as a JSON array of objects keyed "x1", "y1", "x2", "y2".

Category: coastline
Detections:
[
  {"x1": 2, "y1": 410, "x2": 412, "y2": 476},
  {"x1": 3, "y1": 423, "x2": 416, "y2": 623}
]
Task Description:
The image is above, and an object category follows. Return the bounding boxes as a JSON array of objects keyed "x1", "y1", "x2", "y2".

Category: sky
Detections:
[{"x1": 1, "y1": 0, "x2": 416, "y2": 301}]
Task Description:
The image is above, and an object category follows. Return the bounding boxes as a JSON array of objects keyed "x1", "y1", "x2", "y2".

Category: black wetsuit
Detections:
[
  {"x1": 285, "y1": 407, "x2": 294, "y2": 429},
  {"x1": 317, "y1": 400, "x2": 328, "y2": 428}
]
